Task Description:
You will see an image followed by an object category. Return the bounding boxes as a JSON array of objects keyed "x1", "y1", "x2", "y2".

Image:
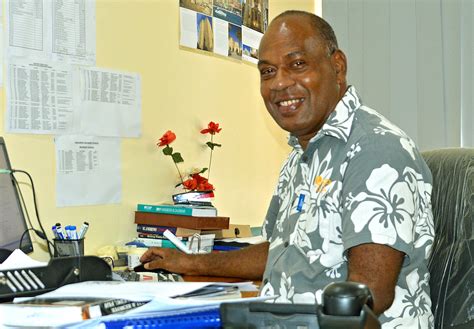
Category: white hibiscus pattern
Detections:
[
  {"x1": 384, "y1": 269, "x2": 433, "y2": 328},
  {"x1": 348, "y1": 164, "x2": 415, "y2": 244}
]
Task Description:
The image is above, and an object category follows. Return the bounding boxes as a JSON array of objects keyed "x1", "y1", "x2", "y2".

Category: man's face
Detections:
[{"x1": 258, "y1": 16, "x2": 346, "y2": 145}]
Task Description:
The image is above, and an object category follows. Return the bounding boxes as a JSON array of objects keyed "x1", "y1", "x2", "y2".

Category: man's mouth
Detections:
[{"x1": 276, "y1": 98, "x2": 305, "y2": 111}]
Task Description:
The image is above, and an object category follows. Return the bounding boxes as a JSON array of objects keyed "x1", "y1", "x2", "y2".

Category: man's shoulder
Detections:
[{"x1": 349, "y1": 105, "x2": 413, "y2": 147}]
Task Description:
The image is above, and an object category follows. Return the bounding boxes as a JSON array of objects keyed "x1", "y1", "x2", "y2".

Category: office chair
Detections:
[{"x1": 422, "y1": 148, "x2": 474, "y2": 329}]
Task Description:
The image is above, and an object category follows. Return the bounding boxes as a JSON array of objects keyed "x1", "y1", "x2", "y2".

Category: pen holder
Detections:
[{"x1": 53, "y1": 239, "x2": 85, "y2": 257}]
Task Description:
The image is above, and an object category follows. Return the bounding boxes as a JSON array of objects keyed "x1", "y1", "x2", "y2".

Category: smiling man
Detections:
[{"x1": 140, "y1": 10, "x2": 434, "y2": 328}]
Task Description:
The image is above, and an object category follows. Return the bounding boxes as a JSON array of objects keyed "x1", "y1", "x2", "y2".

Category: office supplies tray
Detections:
[{"x1": 0, "y1": 256, "x2": 112, "y2": 302}]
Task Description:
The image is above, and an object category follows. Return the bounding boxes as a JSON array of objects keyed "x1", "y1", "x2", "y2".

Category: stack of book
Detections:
[{"x1": 132, "y1": 203, "x2": 230, "y2": 251}]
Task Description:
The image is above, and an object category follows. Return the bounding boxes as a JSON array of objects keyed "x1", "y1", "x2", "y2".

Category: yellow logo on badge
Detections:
[{"x1": 314, "y1": 176, "x2": 331, "y2": 192}]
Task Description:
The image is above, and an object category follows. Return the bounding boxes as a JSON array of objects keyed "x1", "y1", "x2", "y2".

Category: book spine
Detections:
[
  {"x1": 135, "y1": 237, "x2": 179, "y2": 248},
  {"x1": 136, "y1": 224, "x2": 177, "y2": 234},
  {"x1": 98, "y1": 299, "x2": 148, "y2": 316},
  {"x1": 137, "y1": 204, "x2": 193, "y2": 216},
  {"x1": 134, "y1": 212, "x2": 230, "y2": 230}
]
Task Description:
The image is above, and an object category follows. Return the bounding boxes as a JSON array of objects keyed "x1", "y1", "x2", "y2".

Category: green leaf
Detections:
[
  {"x1": 213, "y1": 143, "x2": 222, "y2": 148},
  {"x1": 162, "y1": 146, "x2": 173, "y2": 156},
  {"x1": 172, "y1": 152, "x2": 184, "y2": 163},
  {"x1": 199, "y1": 168, "x2": 208, "y2": 174},
  {"x1": 206, "y1": 141, "x2": 215, "y2": 150}
]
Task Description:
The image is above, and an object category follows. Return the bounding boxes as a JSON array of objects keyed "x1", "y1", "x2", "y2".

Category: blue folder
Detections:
[{"x1": 91, "y1": 306, "x2": 221, "y2": 329}]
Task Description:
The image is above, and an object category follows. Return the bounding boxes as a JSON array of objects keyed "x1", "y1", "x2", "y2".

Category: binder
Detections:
[{"x1": 92, "y1": 306, "x2": 221, "y2": 329}]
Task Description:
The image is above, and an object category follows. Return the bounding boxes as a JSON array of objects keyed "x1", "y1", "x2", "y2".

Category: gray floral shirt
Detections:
[{"x1": 260, "y1": 86, "x2": 435, "y2": 328}]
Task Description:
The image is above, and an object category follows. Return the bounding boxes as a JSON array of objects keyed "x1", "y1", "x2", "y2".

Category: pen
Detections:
[
  {"x1": 78, "y1": 221, "x2": 89, "y2": 239},
  {"x1": 69, "y1": 225, "x2": 78, "y2": 239},
  {"x1": 65, "y1": 225, "x2": 71, "y2": 239},
  {"x1": 296, "y1": 194, "x2": 305, "y2": 212},
  {"x1": 55, "y1": 223, "x2": 65, "y2": 240},
  {"x1": 51, "y1": 225, "x2": 59, "y2": 239}
]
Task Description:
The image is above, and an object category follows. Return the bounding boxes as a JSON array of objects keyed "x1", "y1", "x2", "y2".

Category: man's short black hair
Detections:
[{"x1": 273, "y1": 10, "x2": 339, "y2": 56}]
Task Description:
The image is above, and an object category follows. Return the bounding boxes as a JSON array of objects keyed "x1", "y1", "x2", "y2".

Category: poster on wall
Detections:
[{"x1": 179, "y1": 0, "x2": 268, "y2": 64}]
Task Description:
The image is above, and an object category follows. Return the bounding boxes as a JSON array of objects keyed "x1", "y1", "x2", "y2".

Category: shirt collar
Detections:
[{"x1": 287, "y1": 85, "x2": 362, "y2": 149}]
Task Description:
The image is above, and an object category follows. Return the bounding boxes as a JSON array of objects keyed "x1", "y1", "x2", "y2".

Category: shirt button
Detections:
[{"x1": 284, "y1": 241, "x2": 289, "y2": 248}]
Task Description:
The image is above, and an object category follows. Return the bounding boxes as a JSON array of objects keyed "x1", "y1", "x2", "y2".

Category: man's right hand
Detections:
[{"x1": 139, "y1": 247, "x2": 196, "y2": 275}]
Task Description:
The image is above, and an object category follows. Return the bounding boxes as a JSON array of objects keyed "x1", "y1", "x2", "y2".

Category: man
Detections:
[{"x1": 140, "y1": 10, "x2": 434, "y2": 328}]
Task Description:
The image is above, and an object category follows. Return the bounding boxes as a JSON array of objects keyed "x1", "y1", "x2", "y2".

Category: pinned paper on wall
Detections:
[
  {"x1": 179, "y1": 0, "x2": 268, "y2": 64},
  {"x1": 5, "y1": 0, "x2": 96, "y2": 66},
  {"x1": 55, "y1": 135, "x2": 122, "y2": 207}
]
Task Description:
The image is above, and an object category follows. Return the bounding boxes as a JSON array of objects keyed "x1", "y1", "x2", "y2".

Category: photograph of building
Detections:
[
  {"x1": 197, "y1": 14, "x2": 213, "y2": 52},
  {"x1": 243, "y1": 44, "x2": 258, "y2": 60},
  {"x1": 180, "y1": 0, "x2": 213, "y2": 16},
  {"x1": 242, "y1": 0, "x2": 267, "y2": 33},
  {"x1": 228, "y1": 24, "x2": 242, "y2": 59}
]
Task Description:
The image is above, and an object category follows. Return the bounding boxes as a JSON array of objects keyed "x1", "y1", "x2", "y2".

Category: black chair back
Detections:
[{"x1": 422, "y1": 148, "x2": 474, "y2": 329}]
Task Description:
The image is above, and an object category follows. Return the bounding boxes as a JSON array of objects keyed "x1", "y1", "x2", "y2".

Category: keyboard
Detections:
[{"x1": 114, "y1": 270, "x2": 183, "y2": 282}]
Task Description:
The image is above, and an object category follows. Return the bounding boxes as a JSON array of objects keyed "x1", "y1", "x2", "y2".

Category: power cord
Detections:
[{"x1": 11, "y1": 169, "x2": 53, "y2": 258}]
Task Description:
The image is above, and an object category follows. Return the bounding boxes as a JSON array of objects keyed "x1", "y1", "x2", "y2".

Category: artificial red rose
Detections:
[
  {"x1": 191, "y1": 173, "x2": 207, "y2": 184},
  {"x1": 197, "y1": 181, "x2": 214, "y2": 191},
  {"x1": 157, "y1": 130, "x2": 176, "y2": 147},
  {"x1": 200, "y1": 122, "x2": 222, "y2": 135},
  {"x1": 182, "y1": 178, "x2": 198, "y2": 190}
]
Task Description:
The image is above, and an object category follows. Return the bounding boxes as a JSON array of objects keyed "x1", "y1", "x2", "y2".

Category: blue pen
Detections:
[
  {"x1": 52, "y1": 225, "x2": 59, "y2": 239},
  {"x1": 65, "y1": 225, "x2": 72, "y2": 239},
  {"x1": 296, "y1": 194, "x2": 305, "y2": 212},
  {"x1": 55, "y1": 223, "x2": 65, "y2": 240},
  {"x1": 69, "y1": 225, "x2": 78, "y2": 239}
]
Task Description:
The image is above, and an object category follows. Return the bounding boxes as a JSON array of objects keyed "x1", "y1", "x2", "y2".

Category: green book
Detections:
[{"x1": 136, "y1": 203, "x2": 217, "y2": 217}]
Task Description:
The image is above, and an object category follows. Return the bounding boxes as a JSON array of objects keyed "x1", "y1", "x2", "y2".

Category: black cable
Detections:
[
  {"x1": 12, "y1": 175, "x2": 35, "y2": 234},
  {"x1": 12, "y1": 170, "x2": 53, "y2": 258}
]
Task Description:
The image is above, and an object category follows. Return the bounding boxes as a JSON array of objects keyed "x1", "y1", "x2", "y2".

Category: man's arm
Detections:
[
  {"x1": 347, "y1": 243, "x2": 404, "y2": 315},
  {"x1": 139, "y1": 241, "x2": 269, "y2": 280}
]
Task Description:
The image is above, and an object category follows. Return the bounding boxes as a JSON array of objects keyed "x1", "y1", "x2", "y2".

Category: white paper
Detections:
[
  {"x1": 213, "y1": 17, "x2": 229, "y2": 57},
  {"x1": 77, "y1": 67, "x2": 142, "y2": 137},
  {"x1": 50, "y1": 0, "x2": 96, "y2": 65},
  {"x1": 0, "y1": 249, "x2": 47, "y2": 270},
  {"x1": 5, "y1": 59, "x2": 76, "y2": 134},
  {"x1": 36, "y1": 280, "x2": 252, "y2": 301},
  {"x1": 55, "y1": 135, "x2": 121, "y2": 207},
  {"x1": 242, "y1": 26, "x2": 262, "y2": 64},
  {"x1": 179, "y1": 7, "x2": 198, "y2": 49},
  {"x1": 6, "y1": 0, "x2": 96, "y2": 65}
]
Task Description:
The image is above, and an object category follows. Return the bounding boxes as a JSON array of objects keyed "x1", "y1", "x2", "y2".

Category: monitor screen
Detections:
[{"x1": 0, "y1": 137, "x2": 33, "y2": 253}]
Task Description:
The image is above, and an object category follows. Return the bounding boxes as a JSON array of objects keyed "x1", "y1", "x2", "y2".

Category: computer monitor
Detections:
[{"x1": 0, "y1": 137, "x2": 33, "y2": 254}]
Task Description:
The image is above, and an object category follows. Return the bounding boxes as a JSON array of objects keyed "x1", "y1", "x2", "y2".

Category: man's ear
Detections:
[{"x1": 332, "y1": 49, "x2": 347, "y2": 78}]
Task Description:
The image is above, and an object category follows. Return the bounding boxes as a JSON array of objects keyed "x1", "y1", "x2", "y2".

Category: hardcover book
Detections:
[
  {"x1": 134, "y1": 211, "x2": 230, "y2": 230},
  {"x1": 0, "y1": 297, "x2": 148, "y2": 327},
  {"x1": 137, "y1": 203, "x2": 217, "y2": 217},
  {"x1": 136, "y1": 224, "x2": 201, "y2": 237}
]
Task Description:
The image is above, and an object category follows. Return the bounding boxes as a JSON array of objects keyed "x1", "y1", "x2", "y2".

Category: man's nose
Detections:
[{"x1": 271, "y1": 69, "x2": 295, "y2": 91}]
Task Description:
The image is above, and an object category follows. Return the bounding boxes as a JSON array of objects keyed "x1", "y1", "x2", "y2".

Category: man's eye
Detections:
[
  {"x1": 292, "y1": 60, "x2": 305, "y2": 68},
  {"x1": 260, "y1": 68, "x2": 274, "y2": 77}
]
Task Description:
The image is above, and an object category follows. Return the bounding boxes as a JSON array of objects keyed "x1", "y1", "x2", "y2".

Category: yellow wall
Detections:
[{"x1": 0, "y1": 0, "x2": 314, "y2": 261}]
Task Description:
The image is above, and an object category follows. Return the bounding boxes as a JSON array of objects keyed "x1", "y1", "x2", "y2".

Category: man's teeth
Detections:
[{"x1": 279, "y1": 98, "x2": 303, "y2": 106}]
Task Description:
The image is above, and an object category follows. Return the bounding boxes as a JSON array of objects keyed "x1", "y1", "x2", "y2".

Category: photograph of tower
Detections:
[
  {"x1": 242, "y1": 0, "x2": 268, "y2": 33},
  {"x1": 213, "y1": 0, "x2": 243, "y2": 26},
  {"x1": 180, "y1": 0, "x2": 213, "y2": 16},
  {"x1": 197, "y1": 14, "x2": 214, "y2": 52},
  {"x1": 228, "y1": 24, "x2": 242, "y2": 59}
]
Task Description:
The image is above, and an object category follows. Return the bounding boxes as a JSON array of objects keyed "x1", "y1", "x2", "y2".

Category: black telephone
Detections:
[{"x1": 220, "y1": 281, "x2": 380, "y2": 329}]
